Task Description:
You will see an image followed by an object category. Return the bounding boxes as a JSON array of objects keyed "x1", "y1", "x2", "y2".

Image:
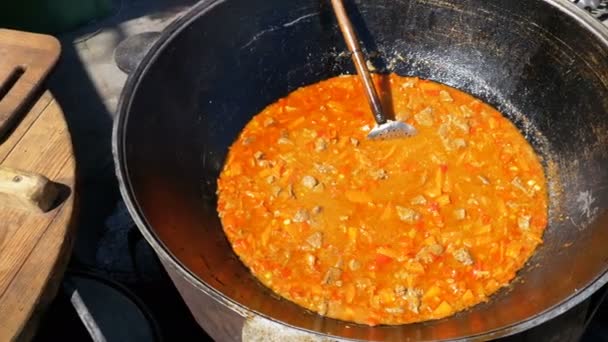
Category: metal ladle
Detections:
[{"x1": 330, "y1": 0, "x2": 417, "y2": 140}]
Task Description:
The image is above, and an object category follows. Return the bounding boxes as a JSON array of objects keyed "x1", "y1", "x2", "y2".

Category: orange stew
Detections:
[{"x1": 217, "y1": 74, "x2": 548, "y2": 325}]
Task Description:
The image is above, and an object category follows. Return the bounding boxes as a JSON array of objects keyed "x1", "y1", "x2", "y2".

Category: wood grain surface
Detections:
[
  {"x1": 0, "y1": 92, "x2": 78, "y2": 342},
  {"x1": 0, "y1": 29, "x2": 61, "y2": 139}
]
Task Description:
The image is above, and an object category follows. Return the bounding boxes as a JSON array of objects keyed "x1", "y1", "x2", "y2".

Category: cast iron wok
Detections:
[{"x1": 113, "y1": 0, "x2": 608, "y2": 340}]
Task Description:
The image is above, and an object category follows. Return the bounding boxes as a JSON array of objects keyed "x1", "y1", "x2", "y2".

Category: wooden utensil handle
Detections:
[
  {"x1": 0, "y1": 166, "x2": 59, "y2": 213},
  {"x1": 330, "y1": 0, "x2": 387, "y2": 125}
]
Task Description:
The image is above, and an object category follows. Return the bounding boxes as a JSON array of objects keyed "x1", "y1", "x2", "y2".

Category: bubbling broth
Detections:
[{"x1": 217, "y1": 74, "x2": 548, "y2": 325}]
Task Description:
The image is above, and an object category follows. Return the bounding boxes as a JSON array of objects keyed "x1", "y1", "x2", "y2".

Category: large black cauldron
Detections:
[{"x1": 113, "y1": 0, "x2": 608, "y2": 340}]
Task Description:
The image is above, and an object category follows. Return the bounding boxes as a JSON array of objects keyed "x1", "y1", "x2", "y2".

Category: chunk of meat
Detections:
[
  {"x1": 305, "y1": 254, "x2": 316, "y2": 269},
  {"x1": 306, "y1": 231, "x2": 323, "y2": 249},
  {"x1": 349, "y1": 259, "x2": 361, "y2": 271},
  {"x1": 394, "y1": 285, "x2": 406, "y2": 297},
  {"x1": 453, "y1": 208, "x2": 466, "y2": 220},
  {"x1": 323, "y1": 267, "x2": 342, "y2": 285},
  {"x1": 278, "y1": 137, "x2": 292, "y2": 145},
  {"x1": 401, "y1": 79, "x2": 416, "y2": 89},
  {"x1": 355, "y1": 278, "x2": 372, "y2": 290},
  {"x1": 416, "y1": 244, "x2": 444, "y2": 263},
  {"x1": 414, "y1": 107, "x2": 434, "y2": 127},
  {"x1": 410, "y1": 195, "x2": 427, "y2": 205},
  {"x1": 286, "y1": 183, "x2": 296, "y2": 198},
  {"x1": 254, "y1": 151, "x2": 264, "y2": 160},
  {"x1": 242, "y1": 136, "x2": 255, "y2": 145},
  {"x1": 396, "y1": 206, "x2": 421, "y2": 223},
  {"x1": 385, "y1": 307, "x2": 404, "y2": 314},
  {"x1": 451, "y1": 138, "x2": 467, "y2": 149},
  {"x1": 518, "y1": 215, "x2": 531, "y2": 231},
  {"x1": 451, "y1": 117, "x2": 470, "y2": 133},
  {"x1": 315, "y1": 138, "x2": 328, "y2": 152},
  {"x1": 511, "y1": 177, "x2": 529, "y2": 194},
  {"x1": 350, "y1": 137, "x2": 360, "y2": 147},
  {"x1": 293, "y1": 209, "x2": 310, "y2": 223},
  {"x1": 453, "y1": 248, "x2": 474, "y2": 265},
  {"x1": 313, "y1": 163, "x2": 335, "y2": 174},
  {"x1": 277, "y1": 131, "x2": 291, "y2": 144},
  {"x1": 370, "y1": 169, "x2": 389, "y2": 180},
  {"x1": 404, "y1": 288, "x2": 423, "y2": 314},
  {"x1": 271, "y1": 186, "x2": 282, "y2": 197},
  {"x1": 263, "y1": 117, "x2": 275, "y2": 127},
  {"x1": 438, "y1": 123, "x2": 450, "y2": 139},
  {"x1": 440, "y1": 135, "x2": 467, "y2": 151},
  {"x1": 460, "y1": 105, "x2": 475, "y2": 118},
  {"x1": 302, "y1": 175, "x2": 319, "y2": 189}
]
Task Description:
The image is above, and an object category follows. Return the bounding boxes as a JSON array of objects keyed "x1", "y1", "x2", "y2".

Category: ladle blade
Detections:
[{"x1": 367, "y1": 120, "x2": 418, "y2": 140}]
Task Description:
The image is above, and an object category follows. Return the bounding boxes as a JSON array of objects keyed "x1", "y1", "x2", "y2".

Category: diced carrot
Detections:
[
  {"x1": 423, "y1": 285, "x2": 441, "y2": 300},
  {"x1": 280, "y1": 267, "x2": 292, "y2": 278},
  {"x1": 462, "y1": 289, "x2": 475, "y2": 303},
  {"x1": 339, "y1": 165, "x2": 351, "y2": 174},
  {"x1": 380, "y1": 206, "x2": 393, "y2": 221},
  {"x1": 378, "y1": 288, "x2": 396, "y2": 303},
  {"x1": 474, "y1": 224, "x2": 492, "y2": 235},
  {"x1": 416, "y1": 220, "x2": 426, "y2": 230},
  {"x1": 534, "y1": 215, "x2": 548, "y2": 228},
  {"x1": 433, "y1": 301, "x2": 453, "y2": 316},
  {"x1": 464, "y1": 163, "x2": 479, "y2": 173},
  {"x1": 348, "y1": 227, "x2": 358, "y2": 244},
  {"x1": 287, "y1": 116, "x2": 305, "y2": 129},
  {"x1": 346, "y1": 191, "x2": 373, "y2": 203},
  {"x1": 260, "y1": 226, "x2": 272, "y2": 246},
  {"x1": 377, "y1": 247, "x2": 399, "y2": 259},
  {"x1": 423, "y1": 236, "x2": 437, "y2": 246},
  {"x1": 331, "y1": 290, "x2": 343, "y2": 300},
  {"x1": 437, "y1": 195, "x2": 451, "y2": 206},
  {"x1": 375, "y1": 253, "x2": 393, "y2": 266},
  {"x1": 488, "y1": 117, "x2": 498, "y2": 129},
  {"x1": 345, "y1": 283, "x2": 356, "y2": 303}
]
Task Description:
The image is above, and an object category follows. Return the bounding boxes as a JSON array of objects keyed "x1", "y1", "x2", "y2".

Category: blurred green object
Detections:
[{"x1": 0, "y1": 0, "x2": 112, "y2": 34}]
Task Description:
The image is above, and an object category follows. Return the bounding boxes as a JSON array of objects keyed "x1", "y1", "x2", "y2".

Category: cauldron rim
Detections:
[{"x1": 112, "y1": 0, "x2": 608, "y2": 340}]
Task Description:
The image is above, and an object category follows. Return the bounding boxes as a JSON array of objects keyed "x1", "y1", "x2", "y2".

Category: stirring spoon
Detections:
[{"x1": 330, "y1": 0, "x2": 417, "y2": 140}]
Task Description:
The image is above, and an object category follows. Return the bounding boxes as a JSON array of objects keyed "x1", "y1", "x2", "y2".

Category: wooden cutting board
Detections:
[
  {"x1": 0, "y1": 29, "x2": 61, "y2": 140},
  {"x1": 0, "y1": 29, "x2": 78, "y2": 341}
]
